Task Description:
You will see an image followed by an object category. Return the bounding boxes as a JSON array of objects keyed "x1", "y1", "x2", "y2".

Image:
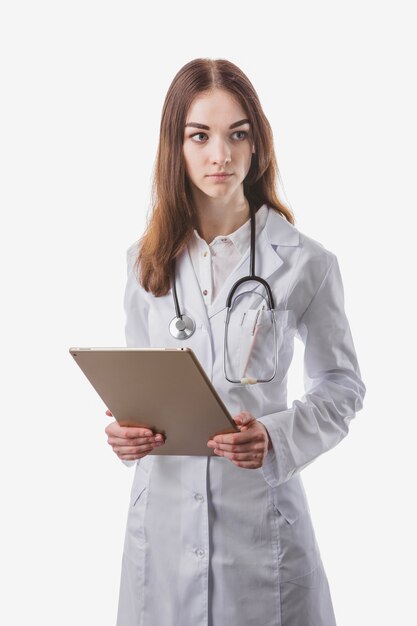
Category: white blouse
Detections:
[{"x1": 187, "y1": 204, "x2": 269, "y2": 305}]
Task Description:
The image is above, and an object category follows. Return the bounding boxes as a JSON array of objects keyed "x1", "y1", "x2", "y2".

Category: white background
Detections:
[{"x1": 1, "y1": 1, "x2": 415, "y2": 624}]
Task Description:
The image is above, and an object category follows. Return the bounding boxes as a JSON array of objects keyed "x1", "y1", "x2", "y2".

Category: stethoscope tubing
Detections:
[{"x1": 169, "y1": 201, "x2": 278, "y2": 383}]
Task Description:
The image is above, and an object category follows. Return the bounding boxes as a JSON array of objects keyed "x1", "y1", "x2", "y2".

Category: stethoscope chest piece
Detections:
[{"x1": 169, "y1": 314, "x2": 196, "y2": 340}]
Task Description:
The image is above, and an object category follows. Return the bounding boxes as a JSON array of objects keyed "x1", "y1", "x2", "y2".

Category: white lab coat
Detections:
[{"x1": 117, "y1": 206, "x2": 366, "y2": 626}]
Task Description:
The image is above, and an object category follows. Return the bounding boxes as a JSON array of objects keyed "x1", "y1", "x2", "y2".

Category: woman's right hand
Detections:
[{"x1": 104, "y1": 410, "x2": 165, "y2": 460}]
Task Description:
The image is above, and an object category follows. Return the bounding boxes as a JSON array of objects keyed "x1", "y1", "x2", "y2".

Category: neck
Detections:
[{"x1": 192, "y1": 193, "x2": 251, "y2": 244}]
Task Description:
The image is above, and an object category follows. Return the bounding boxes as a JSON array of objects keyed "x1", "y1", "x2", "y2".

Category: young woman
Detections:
[{"x1": 105, "y1": 58, "x2": 366, "y2": 626}]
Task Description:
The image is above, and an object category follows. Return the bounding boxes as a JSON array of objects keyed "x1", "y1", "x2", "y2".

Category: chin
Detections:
[{"x1": 203, "y1": 185, "x2": 235, "y2": 199}]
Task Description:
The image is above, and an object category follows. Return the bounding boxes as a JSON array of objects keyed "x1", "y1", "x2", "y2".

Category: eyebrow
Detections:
[{"x1": 184, "y1": 118, "x2": 250, "y2": 130}]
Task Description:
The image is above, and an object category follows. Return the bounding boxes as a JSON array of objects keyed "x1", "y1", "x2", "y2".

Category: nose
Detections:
[{"x1": 210, "y1": 137, "x2": 231, "y2": 166}]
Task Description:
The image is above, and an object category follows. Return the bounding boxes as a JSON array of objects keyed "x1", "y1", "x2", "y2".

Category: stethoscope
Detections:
[{"x1": 169, "y1": 202, "x2": 278, "y2": 384}]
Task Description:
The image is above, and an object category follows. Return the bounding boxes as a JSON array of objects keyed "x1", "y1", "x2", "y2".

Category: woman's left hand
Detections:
[{"x1": 207, "y1": 411, "x2": 272, "y2": 469}]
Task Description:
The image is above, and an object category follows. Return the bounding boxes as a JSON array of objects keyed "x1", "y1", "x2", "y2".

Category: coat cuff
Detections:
[{"x1": 258, "y1": 411, "x2": 293, "y2": 487}]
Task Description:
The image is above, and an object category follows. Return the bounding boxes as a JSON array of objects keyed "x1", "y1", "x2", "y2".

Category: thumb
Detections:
[{"x1": 234, "y1": 411, "x2": 255, "y2": 429}]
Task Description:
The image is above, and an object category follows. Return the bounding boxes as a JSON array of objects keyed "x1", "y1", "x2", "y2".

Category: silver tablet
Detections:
[{"x1": 69, "y1": 347, "x2": 238, "y2": 456}]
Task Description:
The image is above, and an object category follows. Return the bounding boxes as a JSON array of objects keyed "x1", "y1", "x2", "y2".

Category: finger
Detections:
[
  {"x1": 232, "y1": 459, "x2": 264, "y2": 469},
  {"x1": 210, "y1": 429, "x2": 263, "y2": 446},
  {"x1": 113, "y1": 443, "x2": 157, "y2": 456},
  {"x1": 117, "y1": 452, "x2": 151, "y2": 460},
  {"x1": 116, "y1": 438, "x2": 165, "y2": 459},
  {"x1": 212, "y1": 449, "x2": 265, "y2": 469},
  {"x1": 121, "y1": 426, "x2": 157, "y2": 439},
  {"x1": 209, "y1": 440, "x2": 265, "y2": 454},
  {"x1": 105, "y1": 422, "x2": 154, "y2": 438},
  {"x1": 106, "y1": 430, "x2": 165, "y2": 446},
  {"x1": 233, "y1": 411, "x2": 256, "y2": 427},
  {"x1": 213, "y1": 448, "x2": 263, "y2": 462},
  {"x1": 108, "y1": 436, "x2": 157, "y2": 447},
  {"x1": 105, "y1": 409, "x2": 113, "y2": 417}
]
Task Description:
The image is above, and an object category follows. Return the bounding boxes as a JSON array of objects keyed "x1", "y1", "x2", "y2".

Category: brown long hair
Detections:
[{"x1": 137, "y1": 58, "x2": 295, "y2": 296}]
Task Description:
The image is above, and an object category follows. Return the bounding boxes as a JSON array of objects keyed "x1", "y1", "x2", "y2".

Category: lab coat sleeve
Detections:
[
  {"x1": 120, "y1": 242, "x2": 151, "y2": 468},
  {"x1": 258, "y1": 254, "x2": 366, "y2": 487}
]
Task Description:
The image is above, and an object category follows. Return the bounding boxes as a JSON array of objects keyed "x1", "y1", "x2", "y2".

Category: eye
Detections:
[
  {"x1": 190, "y1": 132, "x2": 208, "y2": 143},
  {"x1": 231, "y1": 130, "x2": 248, "y2": 140}
]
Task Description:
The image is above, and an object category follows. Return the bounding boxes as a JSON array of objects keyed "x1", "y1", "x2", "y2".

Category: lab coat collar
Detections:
[{"x1": 263, "y1": 205, "x2": 300, "y2": 247}]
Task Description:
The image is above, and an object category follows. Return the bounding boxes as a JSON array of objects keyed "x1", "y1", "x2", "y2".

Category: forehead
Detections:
[{"x1": 186, "y1": 89, "x2": 248, "y2": 125}]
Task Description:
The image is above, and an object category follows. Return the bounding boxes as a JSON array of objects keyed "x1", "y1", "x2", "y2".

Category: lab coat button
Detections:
[
  {"x1": 194, "y1": 493, "x2": 204, "y2": 502},
  {"x1": 203, "y1": 289, "x2": 208, "y2": 296},
  {"x1": 194, "y1": 548, "x2": 205, "y2": 558}
]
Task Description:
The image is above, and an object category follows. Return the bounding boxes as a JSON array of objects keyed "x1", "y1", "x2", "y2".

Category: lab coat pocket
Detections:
[
  {"x1": 130, "y1": 466, "x2": 149, "y2": 507},
  {"x1": 132, "y1": 484, "x2": 146, "y2": 507},
  {"x1": 271, "y1": 480, "x2": 321, "y2": 583},
  {"x1": 225, "y1": 307, "x2": 277, "y2": 383},
  {"x1": 239, "y1": 308, "x2": 296, "y2": 389},
  {"x1": 270, "y1": 476, "x2": 307, "y2": 524},
  {"x1": 240, "y1": 309, "x2": 276, "y2": 381},
  {"x1": 125, "y1": 467, "x2": 149, "y2": 554},
  {"x1": 121, "y1": 467, "x2": 149, "y2": 599}
]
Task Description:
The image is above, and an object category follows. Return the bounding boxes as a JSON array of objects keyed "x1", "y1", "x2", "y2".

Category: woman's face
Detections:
[{"x1": 183, "y1": 88, "x2": 255, "y2": 203}]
